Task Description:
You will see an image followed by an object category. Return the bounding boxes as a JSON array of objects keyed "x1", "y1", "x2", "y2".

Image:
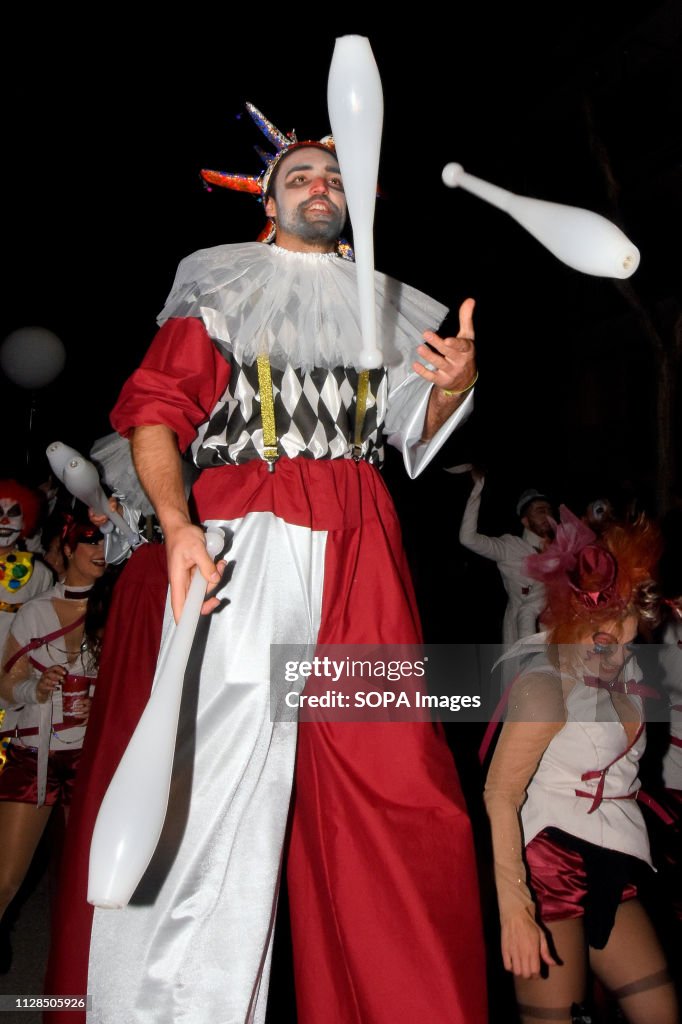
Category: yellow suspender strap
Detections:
[
  {"x1": 352, "y1": 370, "x2": 370, "y2": 462},
  {"x1": 256, "y1": 354, "x2": 279, "y2": 471},
  {"x1": 257, "y1": 358, "x2": 371, "y2": 468}
]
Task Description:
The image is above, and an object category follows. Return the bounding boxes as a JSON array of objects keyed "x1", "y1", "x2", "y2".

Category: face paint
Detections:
[{"x1": 0, "y1": 498, "x2": 23, "y2": 549}]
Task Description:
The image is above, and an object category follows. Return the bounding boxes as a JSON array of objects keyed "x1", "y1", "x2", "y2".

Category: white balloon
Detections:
[
  {"x1": 0, "y1": 327, "x2": 66, "y2": 388},
  {"x1": 442, "y1": 163, "x2": 640, "y2": 278},
  {"x1": 88, "y1": 528, "x2": 225, "y2": 909},
  {"x1": 328, "y1": 35, "x2": 384, "y2": 368}
]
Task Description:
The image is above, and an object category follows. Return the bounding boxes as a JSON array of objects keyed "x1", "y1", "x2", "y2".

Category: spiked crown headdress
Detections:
[{"x1": 201, "y1": 103, "x2": 350, "y2": 253}]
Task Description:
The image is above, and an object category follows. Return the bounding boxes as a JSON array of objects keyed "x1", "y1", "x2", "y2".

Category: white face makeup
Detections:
[
  {"x1": 264, "y1": 147, "x2": 347, "y2": 250},
  {"x1": 0, "y1": 498, "x2": 23, "y2": 549},
  {"x1": 581, "y1": 615, "x2": 638, "y2": 684}
]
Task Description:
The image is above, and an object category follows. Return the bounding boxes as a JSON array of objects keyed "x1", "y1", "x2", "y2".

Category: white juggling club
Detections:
[
  {"x1": 46, "y1": 441, "x2": 140, "y2": 547},
  {"x1": 45, "y1": 440, "x2": 81, "y2": 483},
  {"x1": 442, "y1": 163, "x2": 640, "y2": 279},
  {"x1": 88, "y1": 528, "x2": 225, "y2": 908},
  {"x1": 328, "y1": 35, "x2": 384, "y2": 368}
]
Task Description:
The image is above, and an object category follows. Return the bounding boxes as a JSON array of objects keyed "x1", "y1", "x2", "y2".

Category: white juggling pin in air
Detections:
[
  {"x1": 328, "y1": 35, "x2": 384, "y2": 368},
  {"x1": 442, "y1": 163, "x2": 639, "y2": 278}
]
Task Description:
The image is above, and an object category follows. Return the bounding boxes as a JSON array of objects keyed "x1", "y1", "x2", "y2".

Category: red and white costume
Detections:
[
  {"x1": 47, "y1": 243, "x2": 487, "y2": 1024},
  {"x1": 521, "y1": 665, "x2": 649, "y2": 863},
  {"x1": 485, "y1": 654, "x2": 652, "y2": 949},
  {"x1": 0, "y1": 582, "x2": 94, "y2": 806}
]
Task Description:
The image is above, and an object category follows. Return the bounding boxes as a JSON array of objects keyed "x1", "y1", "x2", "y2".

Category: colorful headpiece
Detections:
[
  {"x1": 201, "y1": 102, "x2": 352, "y2": 257},
  {"x1": 526, "y1": 505, "x2": 662, "y2": 642},
  {"x1": 61, "y1": 515, "x2": 103, "y2": 551}
]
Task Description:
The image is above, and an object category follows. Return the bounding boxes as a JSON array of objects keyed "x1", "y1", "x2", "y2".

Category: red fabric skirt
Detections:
[{"x1": 0, "y1": 745, "x2": 81, "y2": 807}]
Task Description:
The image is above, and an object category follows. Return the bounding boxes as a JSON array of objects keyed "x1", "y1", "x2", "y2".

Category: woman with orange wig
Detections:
[{"x1": 484, "y1": 508, "x2": 679, "y2": 1023}]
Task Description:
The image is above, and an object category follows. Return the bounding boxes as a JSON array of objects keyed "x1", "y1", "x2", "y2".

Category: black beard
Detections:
[
  {"x1": 293, "y1": 218, "x2": 342, "y2": 244},
  {"x1": 278, "y1": 198, "x2": 345, "y2": 245}
]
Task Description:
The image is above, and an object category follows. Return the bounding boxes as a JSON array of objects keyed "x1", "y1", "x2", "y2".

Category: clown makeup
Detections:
[
  {"x1": 264, "y1": 147, "x2": 347, "y2": 250},
  {"x1": 583, "y1": 617, "x2": 638, "y2": 684},
  {"x1": 0, "y1": 498, "x2": 23, "y2": 550}
]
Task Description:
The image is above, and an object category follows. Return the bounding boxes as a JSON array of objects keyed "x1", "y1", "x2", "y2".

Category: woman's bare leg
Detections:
[{"x1": 0, "y1": 801, "x2": 53, "y2": 918}]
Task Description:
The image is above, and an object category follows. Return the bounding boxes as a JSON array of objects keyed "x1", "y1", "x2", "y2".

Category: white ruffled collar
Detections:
[
  {"x1": 270, "y1": 243, "x2": 340, "y2": 263},
  {"x1": 158, "y1": 241, "x2": 448, "y2": 374}
]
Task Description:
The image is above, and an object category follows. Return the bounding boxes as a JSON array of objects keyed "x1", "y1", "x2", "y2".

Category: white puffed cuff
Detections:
[{"x1": 12, "y1": 678, "x2": 40, "y2": 705}]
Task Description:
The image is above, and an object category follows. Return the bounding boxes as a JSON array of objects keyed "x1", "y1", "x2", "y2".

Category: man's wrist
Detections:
[
  {"x1": 441, "y1": 368, "x2": 478, "y2": 397},
  {"x1": 430, "y1": 384, "x2": 465, "y2": 412},
  {"x1": 158, "y1": 508, "x2": 194, "y2": 537}
]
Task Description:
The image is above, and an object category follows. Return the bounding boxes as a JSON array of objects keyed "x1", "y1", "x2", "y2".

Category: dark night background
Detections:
[
  {"x1": 1, "y1": 6, "x2": 681, "y2": 1018},
  {"x1": 3, "y1": 2, "x2": 680, "y2": 499}
]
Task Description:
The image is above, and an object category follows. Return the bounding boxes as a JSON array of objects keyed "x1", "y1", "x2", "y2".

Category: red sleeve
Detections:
[{"x1": 110, "y1": 318, "x2": 231, "y2": 453}]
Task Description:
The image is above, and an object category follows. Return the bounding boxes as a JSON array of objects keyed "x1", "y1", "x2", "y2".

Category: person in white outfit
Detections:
[{"x1": 459, "y1": 472, "x2": 554, "y2": 645}]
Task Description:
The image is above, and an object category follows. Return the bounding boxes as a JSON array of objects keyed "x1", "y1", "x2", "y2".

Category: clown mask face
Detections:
[{"x1": 0, "y1": 498, "x2": 23, "y2": 550}]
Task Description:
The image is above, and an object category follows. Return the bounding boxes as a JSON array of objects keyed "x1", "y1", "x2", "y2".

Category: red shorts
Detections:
[
  {"x1": 0, "y1": 743, "x2": 82, "y2": 806},
  {"x1": 526, "y1": 828, "x2": 638, "y2": 948}
]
